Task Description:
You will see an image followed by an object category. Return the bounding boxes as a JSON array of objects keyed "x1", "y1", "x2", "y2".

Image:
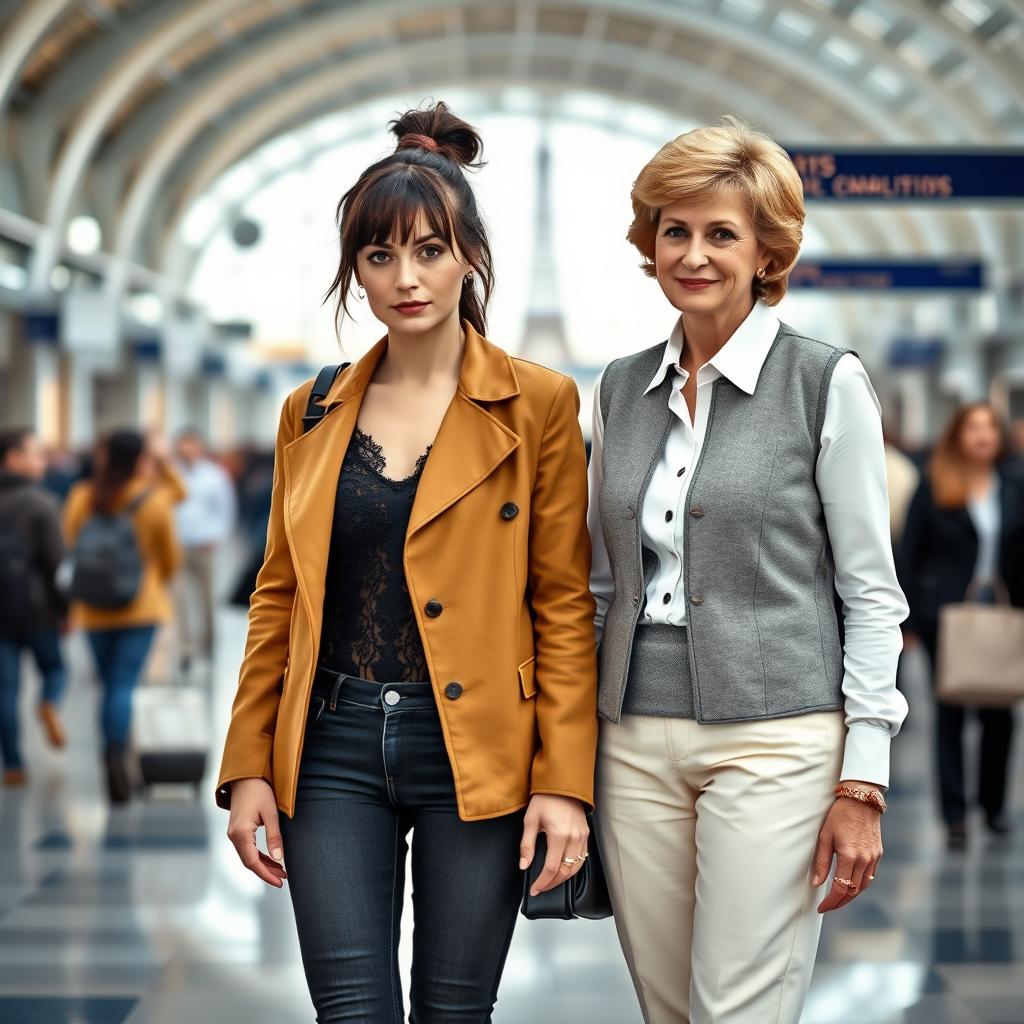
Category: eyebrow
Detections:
[
  {"x1": 369, "y1": 233, "x2": 444, "y2": 249},
  {"x1": 661, "y1": 218, "x2": 740, "y2": 229}
]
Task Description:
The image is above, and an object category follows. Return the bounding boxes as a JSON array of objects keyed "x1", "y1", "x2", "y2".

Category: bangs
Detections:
[{"x1": 344, "y1": 166, "x2": 459, "y2": 252}]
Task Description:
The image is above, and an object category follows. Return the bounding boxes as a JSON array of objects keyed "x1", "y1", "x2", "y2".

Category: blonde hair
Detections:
[{"x1": 626, "y1": 116, "x2": 804, "y2": 306}]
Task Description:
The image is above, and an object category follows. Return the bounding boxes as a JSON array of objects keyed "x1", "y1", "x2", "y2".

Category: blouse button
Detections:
[
  {"x1": 665, "y1": 510, "x2": 673, "y2": 522},
  {"x1": 425, "y1": 599, "x2": 443, "y2": 618},
  {"x1": 677, "y1": 467, "x2": 686, "y2": 477},
  {"x1": 662, "y1": 593, "x2": 671, "y2": 604}
]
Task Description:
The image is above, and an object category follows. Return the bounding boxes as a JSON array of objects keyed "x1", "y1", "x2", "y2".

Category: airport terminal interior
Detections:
[{"x1": 1, "y1": 1, "x2": 1024, "y2": 1021}]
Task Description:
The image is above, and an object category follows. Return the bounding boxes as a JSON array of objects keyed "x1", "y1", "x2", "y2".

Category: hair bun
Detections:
[{"x1": 390, "y1": 101, "x2": 483, "y2": 168}]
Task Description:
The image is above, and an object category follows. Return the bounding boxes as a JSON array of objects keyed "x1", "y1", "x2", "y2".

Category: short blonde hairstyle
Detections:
[{"x1": 626, "y1": 116, "x2": 804, "y2": 306}]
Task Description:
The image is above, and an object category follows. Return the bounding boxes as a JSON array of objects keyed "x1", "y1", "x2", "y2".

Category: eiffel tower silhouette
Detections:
[{"x1": 519, "y1": 126, "x2": 573, "y2": 369}]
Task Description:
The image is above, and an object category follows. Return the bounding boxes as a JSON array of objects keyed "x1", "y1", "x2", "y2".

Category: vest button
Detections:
[
  {"x1": 500, "y1": 502, "x2": 519, "y2": 520},
  {"x1": 425, "y1": 599, "x2": 443, "y2": 618},
  {"x1": 444, "y1": 682, "x2": 463, "y2": 700},
  {"x1": 690, "y1": 593, "x2": 705, "y2": 606},
  {"x1": 689, "y1": 505, "x2": 705, "y2": 519}
]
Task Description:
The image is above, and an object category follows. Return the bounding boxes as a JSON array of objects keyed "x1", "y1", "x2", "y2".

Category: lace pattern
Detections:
[{"x1": 319, "y1": 428, "x2": 433, "y2": 682}]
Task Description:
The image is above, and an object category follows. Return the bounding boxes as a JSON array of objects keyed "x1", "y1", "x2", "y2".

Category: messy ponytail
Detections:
[{"x1": 325, "y1": 101, "x2": 493, "y2": 338}]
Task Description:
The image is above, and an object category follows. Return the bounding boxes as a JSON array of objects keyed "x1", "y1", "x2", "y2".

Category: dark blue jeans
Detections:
[
  {"x1": 281, "y1": 670, "x2": 524, "y2": 1024},
  {"x1": 85, "y1": 625, "x2": 156, "y2": 745},
  {"x1": 0, "y1": 627, "x2": 67, "y2": 769}
]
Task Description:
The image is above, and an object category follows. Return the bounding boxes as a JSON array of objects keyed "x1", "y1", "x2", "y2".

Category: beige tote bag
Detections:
[{"x1": 935, "y1": 584, "x2": 1024, "y2": 706}]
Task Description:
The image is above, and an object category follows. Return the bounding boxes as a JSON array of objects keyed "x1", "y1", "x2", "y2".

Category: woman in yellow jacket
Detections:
[
  {"x1": 64, "y1": 430, "x2": 182, "y2": 803},
  {"x1": 216, "y1": 102, "x2": 598, "y2": 1023}
]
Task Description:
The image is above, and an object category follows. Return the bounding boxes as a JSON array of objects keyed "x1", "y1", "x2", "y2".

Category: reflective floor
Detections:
[{"x1": 0, "y1": 609, "x2": 1021, "y2": 1023}]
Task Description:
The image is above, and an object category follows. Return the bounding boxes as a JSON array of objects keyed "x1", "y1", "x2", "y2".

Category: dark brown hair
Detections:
[
  {"x1": 0, "y1": 427, "x2": 32, "y2": 465},
  {"x1": 928, "y1": 402, "x2": 1008, "y2": 508},
  {"x1": 91, "y1": 429, "x2": 145, "y2": 513},
  {"x1": 325, "y1": 101, "x2": 493, "y2": 337}
]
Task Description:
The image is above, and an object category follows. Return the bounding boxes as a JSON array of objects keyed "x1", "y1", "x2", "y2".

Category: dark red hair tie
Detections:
[{"x1": 399, "y1": 132, "x2": 440, "y2": 153}]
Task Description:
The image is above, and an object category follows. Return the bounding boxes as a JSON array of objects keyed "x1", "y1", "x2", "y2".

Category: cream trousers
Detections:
[{"x1": 596, "y1": 710, "x2": 845, "y2": 1024}]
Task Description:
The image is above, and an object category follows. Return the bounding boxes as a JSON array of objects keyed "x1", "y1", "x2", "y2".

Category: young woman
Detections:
[
  {"x1": 64, "y1": 430, "x2": 182, "y2": 803},
  {"x1": 216, "y1": 102, "x2": 597, "y2": 1024},
  {"x1": 900, "y1": 403, "x2": 1023, "y2": 847},
  {"x1": 588, "y1": 118, "x2": 908, "y2": 1023}
]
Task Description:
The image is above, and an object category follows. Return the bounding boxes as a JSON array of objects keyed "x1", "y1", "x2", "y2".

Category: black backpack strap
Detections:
[
  {"x1": 301, "y1": 362, "x2": 351, "y2": 433},
  {"x1": 124, "y1": 486, "x2": 156, "y2": 515}
]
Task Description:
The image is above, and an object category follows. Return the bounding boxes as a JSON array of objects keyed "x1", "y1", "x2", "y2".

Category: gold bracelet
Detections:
[{"x1": 833, "y1": 783, "x2": 887, "y2": 814}]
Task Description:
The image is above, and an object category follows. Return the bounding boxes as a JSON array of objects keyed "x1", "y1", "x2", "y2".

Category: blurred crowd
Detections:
[
  {"x1": 0, "y1": 423, "x2": 274, "y2": 802},
  {"x1": 0, "y1": 405, "x2": 1021, "y2": 843}
]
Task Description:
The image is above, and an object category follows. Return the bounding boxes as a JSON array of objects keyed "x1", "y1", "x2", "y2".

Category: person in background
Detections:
[
  {"x1": 0, "y1": 428, "x2": 69, "y2": 787},
  {"x1": 900, "y1": 403, "x2": 1024, "y2": 848},
  {"x1": 172, "y1": 428, "x2": 237, "y2": 676},
  {"x1": 63, "y1": 430, "x2": 182, "y2": 803},
  {"x1": 884, "y1": 429, "x2": 920, "y2": 547}
]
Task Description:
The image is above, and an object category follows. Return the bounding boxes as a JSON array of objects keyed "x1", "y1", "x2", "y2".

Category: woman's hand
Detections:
[
  {"x1": 226, "y1": 777, "x2": 288, "y2": 888},
  {"x1": 519, "y1": 795, "x2": 590, "y2": 897},
  {"x1": 812, "y1": 781, "x2": 884, "y2": 913}
]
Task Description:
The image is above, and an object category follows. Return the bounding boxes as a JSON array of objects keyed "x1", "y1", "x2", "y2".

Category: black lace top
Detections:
[{"x1": 319, "y1": 427, "x2": 432, "y2": 682}]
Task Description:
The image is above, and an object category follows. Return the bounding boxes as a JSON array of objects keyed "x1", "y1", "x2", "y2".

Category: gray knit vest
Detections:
[{"x1": 596, "y1": 323, "x2": 852, "y2": 724}]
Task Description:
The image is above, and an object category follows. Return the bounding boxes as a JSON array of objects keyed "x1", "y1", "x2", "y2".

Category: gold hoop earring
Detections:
[
  {"x1": 756, "y1": 267, "x2": 766, "y2": 280},
  {"x1": 464, "y1": 272, "x2": 474, "y2": 286}
]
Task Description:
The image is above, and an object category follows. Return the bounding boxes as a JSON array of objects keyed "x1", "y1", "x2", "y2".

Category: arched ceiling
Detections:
[{"x1": 1, "y1": 0, "x2": 1021, "y2": 302}]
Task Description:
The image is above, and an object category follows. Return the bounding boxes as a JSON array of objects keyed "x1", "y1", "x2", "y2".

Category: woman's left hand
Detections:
[
  {"x1": 519, "y1": 794, "x2": 590, "y2": 897},
  {"x1": 812, "y1": 780, "x2": 884, "y2": 914}
]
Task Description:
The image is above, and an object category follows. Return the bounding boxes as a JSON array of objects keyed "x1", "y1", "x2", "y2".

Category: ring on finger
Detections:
[
  {"x1": 562, "y1": 856, "x2": 576, "y2": 867},
  {"x1": 834, "y1": 876, "x2": 857, "y2": 889}
]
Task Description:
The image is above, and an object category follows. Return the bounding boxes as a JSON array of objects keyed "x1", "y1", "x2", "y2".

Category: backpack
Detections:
[
  {"x1": 301, "y1": 362, "x2": 350, "y2": 434},
  {"x1": 65, "y1": 488, "x2": 154, "y2": 609},
  {"x1": 0, "y1": 520, "x2": 34, "y2": 633}
]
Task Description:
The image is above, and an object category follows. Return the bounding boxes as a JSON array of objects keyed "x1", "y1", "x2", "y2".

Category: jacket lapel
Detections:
[
  {"x1": 281, "y1": 339, "x2": 385, "y2": 622},
  {"x1": 280, "y1": 324, "x2": 521, "y2": 614},
  {"x1": 408, "y1": 391, "x2": 519, "y2": 536}
]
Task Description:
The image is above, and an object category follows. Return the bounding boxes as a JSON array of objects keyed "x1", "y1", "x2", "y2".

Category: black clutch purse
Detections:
[{"x1": 520, "y1": 814, "x2": 613, "y2": 921}]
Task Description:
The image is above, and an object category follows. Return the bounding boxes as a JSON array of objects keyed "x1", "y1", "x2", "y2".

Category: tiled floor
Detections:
[{"x1": 0, "y1": 610, "x2": 1020, "y2": 1023}]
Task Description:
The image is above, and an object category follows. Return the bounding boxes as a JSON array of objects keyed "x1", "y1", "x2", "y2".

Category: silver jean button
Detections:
[{"x1": 383, "y1": 690, "x2": 401, "y2": 706}]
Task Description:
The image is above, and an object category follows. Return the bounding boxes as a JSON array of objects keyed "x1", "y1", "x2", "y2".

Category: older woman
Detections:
[{"x1": 588, "y1": 117, "x2": 909, "y2": 1023}]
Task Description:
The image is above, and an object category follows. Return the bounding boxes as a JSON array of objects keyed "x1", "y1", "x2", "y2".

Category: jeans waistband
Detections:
[{"x1": 311, "y1": 665, "x2": 436, "y2": 712}]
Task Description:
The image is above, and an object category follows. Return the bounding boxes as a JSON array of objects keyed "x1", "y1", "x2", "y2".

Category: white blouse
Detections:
[{"x1": 587, "y1": 301, "x2": 909, "y2": 790}]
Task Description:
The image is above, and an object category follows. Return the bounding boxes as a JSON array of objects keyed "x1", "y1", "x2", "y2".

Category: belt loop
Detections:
[{"x1": 329, "y1": 673, "x2": 346, "y2": 712}]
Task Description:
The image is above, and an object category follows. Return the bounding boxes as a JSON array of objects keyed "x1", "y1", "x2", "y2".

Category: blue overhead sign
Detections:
[
  {"x1": 790, "y1": 260, "x2": 983, "y2": 291},
  {"x1": 786, "y1": 150, "x2": 1024, "y2": 201}
]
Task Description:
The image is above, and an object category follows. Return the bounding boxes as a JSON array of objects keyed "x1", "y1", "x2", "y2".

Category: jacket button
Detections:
[
  {"x1": 631, "y1": 595, "x2": 640, "y2": 607},
  {"x1": 500, "y1": 502, "x2": 519, "y2": 520},
  {"x1": 690, "y1": 593, "x2": 705, "y2": 606},
  {"x1": 444, "y1": 682, "x2": 463, "y2": 700},
  {"x1": 425, "y1": 599, "x2": 443, "y2": 618},
  {"x1": 689, "y1": 505, "x2": 705, "y2": 519},
  {"x1": 627, "y1": 506, "x2": 636, "y2": 519}
]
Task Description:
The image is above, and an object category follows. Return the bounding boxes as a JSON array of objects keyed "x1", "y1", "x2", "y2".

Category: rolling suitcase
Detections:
[{"x1": 133, "y1": 682, "x2": 210, "y2": 794}]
